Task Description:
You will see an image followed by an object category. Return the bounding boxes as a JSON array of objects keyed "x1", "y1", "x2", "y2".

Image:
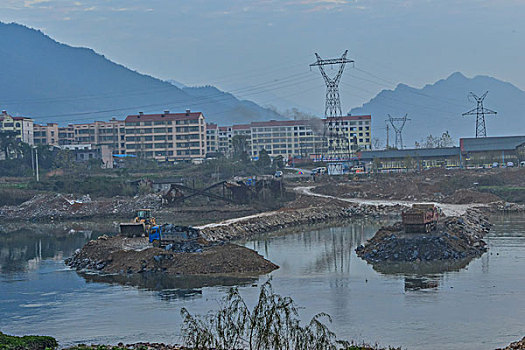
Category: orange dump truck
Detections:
[{"x1": 402, "y1": 204, "x2": 440, "y2": 233}]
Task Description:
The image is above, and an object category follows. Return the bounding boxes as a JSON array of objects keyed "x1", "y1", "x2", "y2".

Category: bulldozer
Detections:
[{"x1": 119, "y1": 209, "x2": 156, "y2": 237}]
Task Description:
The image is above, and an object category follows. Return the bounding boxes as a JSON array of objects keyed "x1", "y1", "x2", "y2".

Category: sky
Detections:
[{"x1": 1, "y1": 0, "x2": 524, "y2": 115}]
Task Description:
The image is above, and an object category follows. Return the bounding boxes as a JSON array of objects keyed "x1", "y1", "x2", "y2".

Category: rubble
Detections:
[
  {"x1": 199, "y1": 203, "x2": 402, "y2": 242},
  {"x1": 497, "y1": 337, "x2": 525, "y2": 350},
  {"x1": 356, "y1": 209, "x2": 491, "y2": 263},
  {"x1": 0, "y1": 193, "x2": 163, "y2": 221},
  {"x1": 65, "y1": 235, "x2": 278, "y2": 276}
]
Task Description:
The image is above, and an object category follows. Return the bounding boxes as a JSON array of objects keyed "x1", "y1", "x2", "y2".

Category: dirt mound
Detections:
[
  {"x1": 65, "y1": 236, "x2": 278, "y2": 275},
  {"x1": 356, "y1": 209, "x2": 491, "y2": 263},
  {"x1": 0, "y1": 193, "x2": 162, "y2": 221},
  {"x1": 442, "y1": 189, "x2": 501, "y2": 204}
]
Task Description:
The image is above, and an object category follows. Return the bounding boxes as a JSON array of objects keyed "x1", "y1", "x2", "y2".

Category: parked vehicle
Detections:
[
  {"x1": 402, "y1": 204, "x2": 440, "y2": 233},
  {"x1": 149, "y1": 224, "x2": 200, "y2": 248},
  {"x1": 119, "y1": 209, "x2": 156, "y2": 237}
]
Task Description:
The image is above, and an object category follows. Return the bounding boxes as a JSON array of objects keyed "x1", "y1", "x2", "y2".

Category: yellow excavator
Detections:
[{"x1": 119, "y1": 209, "x2": 156, "y2": 237}]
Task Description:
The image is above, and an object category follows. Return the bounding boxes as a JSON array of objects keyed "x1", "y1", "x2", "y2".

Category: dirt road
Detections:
[{"x1": 294, "y1": 186, "x2": 486, "y2": 216}]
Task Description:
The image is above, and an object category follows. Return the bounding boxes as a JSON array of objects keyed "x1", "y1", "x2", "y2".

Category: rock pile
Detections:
[
  {"x1": 497, "y1": 337, "x2": 525, "y2": 350},
  {"x1": 356, "y1": 209, "x2": 491, "y2": 263},
  {"x1": 200, "y1": 204, "x2": 402, "y2": 241}
]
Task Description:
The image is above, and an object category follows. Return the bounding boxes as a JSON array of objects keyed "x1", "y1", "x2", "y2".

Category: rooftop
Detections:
[
  {"x1": 125, "y1": 111, "x2": 203, "y2": 123},
  {"x1": 359, "y1": 147, "x2": 460, "y2": 160},
  {"x1": 460, "y1": 136, "x2": 525, "y2": 152}
]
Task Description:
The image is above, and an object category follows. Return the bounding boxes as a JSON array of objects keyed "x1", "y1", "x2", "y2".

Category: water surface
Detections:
[{"x1": 1, "y1": 215, "x2": 524, "y2": 349}]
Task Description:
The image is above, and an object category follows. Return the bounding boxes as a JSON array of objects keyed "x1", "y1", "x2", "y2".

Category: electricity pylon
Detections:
[
  {"x1": 310, "y1": 50, "x2": 354, "y2": 160},
  {"x1": 387, "y1": 114, "x2": 410, "y2": 149},
  {"x1": 462, "y1": 91, "x2": 497, "y2": 138}
]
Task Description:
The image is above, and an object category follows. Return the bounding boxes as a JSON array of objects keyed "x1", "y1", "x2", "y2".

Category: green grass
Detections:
[{"x1": 0, "y1": 332, "x2": 57, "y2": 350}]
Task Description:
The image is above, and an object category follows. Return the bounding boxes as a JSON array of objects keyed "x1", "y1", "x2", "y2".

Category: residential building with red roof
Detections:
[
  {"x1": 124, "y1": 109, "x2": 206, "y2": 161},
  {"x1": 0, "y1": 110, "x2": 34, "y2": 145}
]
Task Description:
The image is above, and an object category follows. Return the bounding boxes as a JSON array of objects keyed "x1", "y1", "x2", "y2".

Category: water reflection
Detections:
[
  {"x1": 80, "y1": 272, "x2": 257, "y2": 297},
  {"x1": 0, "y1": 222, "x2": 116, "y2": 273}
]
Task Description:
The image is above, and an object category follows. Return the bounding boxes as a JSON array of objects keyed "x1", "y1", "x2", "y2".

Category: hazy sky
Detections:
[{"x1": 1, "y1": 0, "x2": 524, "y2": 114}]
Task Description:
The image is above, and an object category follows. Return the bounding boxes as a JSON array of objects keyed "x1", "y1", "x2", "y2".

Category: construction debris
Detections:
[
  {"x1": 497, "y1": 337, "x2": 525, "y2": 350},
  {"x1": 356, "y1": 209, "x2": 491, "y2": 263},
  {"x1": 65, "y1": 236, "x2": 278, "y2": 276}
]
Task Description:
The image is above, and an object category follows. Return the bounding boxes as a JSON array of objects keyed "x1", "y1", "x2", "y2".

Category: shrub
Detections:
[{"x1": 0, "y1": 332, "x2": 58, "y2": 350}]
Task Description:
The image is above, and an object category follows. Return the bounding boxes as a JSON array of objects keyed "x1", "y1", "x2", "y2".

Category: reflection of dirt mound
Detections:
[
  {"x1": 81, "y1": 272, "x2": 257, "y2": 297},
  {"x1": 371, "y1": 258, "x2": 473, "y2": 275},
  {"x1": 66, "y1": 236, "x2": 278, "y2": 276},
  {"x1": 442, "y1": 189, "x2": 501, "y2": 204}
]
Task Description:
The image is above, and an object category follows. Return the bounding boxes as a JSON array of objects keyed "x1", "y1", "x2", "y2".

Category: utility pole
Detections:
[
  {"x1": 31, "y1": 146, "x2": 35, "y2": 176},
  {"x1": 310, "y1": 50, "x2": 354, "y2": 160},
  {"x1": 386, "y1": 123, "x2": 390, "y2": 149},
  {"x1": 462, "y1": 91, "x2": 497, "y2": 138},
  {"x1": 35, "y1": 147, "x2": 40, "y2": 182},
  {"x1": 387, "y1": 114, "x2": 410, "y2": 149}
]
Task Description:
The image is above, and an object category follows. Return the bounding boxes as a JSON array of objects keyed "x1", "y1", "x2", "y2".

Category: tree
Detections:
[
  {"x1": 256, "y1": 149, "x2": 271, "y2": 168},
  {"x1": 372, "y1": 137, "x2": 383, "y2": 150},
  {"x1": 0, "y1": 131, "x2": 23, "y2": 160},
  {"x1": 272, "y1": 155, "x2": 285, "y2": 169},
  {"x1": 231, "y1": 135, "x2": 249, "y2": 162},
  {"x1": 439, "y1": 131, "x2": 454, "y2": 147}
]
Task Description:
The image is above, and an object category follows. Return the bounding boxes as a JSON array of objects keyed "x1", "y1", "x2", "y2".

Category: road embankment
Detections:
[{"x1": 198, "y1": 202, "x2": 402, "y2": 242}]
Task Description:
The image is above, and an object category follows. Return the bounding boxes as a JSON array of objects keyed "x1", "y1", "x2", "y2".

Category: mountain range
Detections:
[
  {"x1": 350, "y1": 72, "x2": 525, "y2": 146},
  {"x1": 0, "y1": 22, "x2": 283, "y2": 126},
  {"x1": 2, "y1": 21, "x2": 524, "y2": 146}
]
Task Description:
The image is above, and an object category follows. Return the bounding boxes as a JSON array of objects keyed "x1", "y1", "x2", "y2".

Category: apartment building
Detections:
[
  {"x1": 34, "y1": 123, "x2": 59, "y2": 145},
  {"x1": 124, "y1": 110, "x2": 206, "y2": 162},
  {"x1": 324, "y1": 115, "x2": 372, "y2": 156},
  {"x1": 206, "y1": 123, "x2": 219, "y2": 154},
  {"x1": 249, "y1": 119, "x2": 324, "y2": 159},
  {"x1": 73, "y1": 118, "x2": 125, "y2": 154},
  {"x1": 0, "y1": 110, "x2": 34, "y2": 145}
]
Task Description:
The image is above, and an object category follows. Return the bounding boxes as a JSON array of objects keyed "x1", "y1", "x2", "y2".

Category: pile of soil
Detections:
[
  {"x1": 312, "y1": 168, "x2": 525, "y2": 204},
  {"x1": 0, "y1": 193, "x2": 162, "y2": 221},
  {"x1": 442, "y1": 188, "x2": 501, "y2": 204},
  {"x1": 356, "y1": 209, "x2": 491, "y2": 263},
  {"x1": 65, "y1": 236, "x2": 278, "y2": 276}
]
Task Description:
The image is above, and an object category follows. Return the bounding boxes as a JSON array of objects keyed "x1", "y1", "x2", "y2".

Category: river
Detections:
[{"x1": 0, "y1": 214, "x2": 524, "y2": 349}]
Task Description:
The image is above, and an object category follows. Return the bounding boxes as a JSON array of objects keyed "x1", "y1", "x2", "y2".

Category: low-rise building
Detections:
[
  {"x1": 59, "y1": 144, "x2": 113, "y2": 168},
  {"x1": 34, "y1": 123, "x2": 59, "y2": 146},
  {"x1": 359, "y1": 147, "x2": 461, "y2": 172},
  {"x1": 0, "y1": 110, "x2": 34, "y2": 145},
  {"x1": 460, "y1": 136, "x2": 525, "y2": 167}
]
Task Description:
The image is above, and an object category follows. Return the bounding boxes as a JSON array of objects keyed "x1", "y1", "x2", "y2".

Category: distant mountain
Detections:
[
  {"x1": 0, "y1": 22, "x2": 283, "y2": 125},
  {"x1": 350, "y1": 72, "x2": 525, "y2": 147}
]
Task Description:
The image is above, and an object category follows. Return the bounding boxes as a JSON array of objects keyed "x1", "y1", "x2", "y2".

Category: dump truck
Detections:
[
  {"x1": 402, "y1": 204, "x2": 440, "y2": 233},
  {"x1": 119, "y1": 209, "x2": 156, "y2": 237},
  {"x1": 149, "y1": 224, "x2": 200, "y2": 248}
]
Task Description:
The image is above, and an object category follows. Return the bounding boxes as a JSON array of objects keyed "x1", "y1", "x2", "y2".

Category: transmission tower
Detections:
[
  {"x1": 387, "y1": 114, "x2": 410, "y2": 149},
  {"x1": 310, "y1": 50, "x2": 354, "y2": 160},
  {"x1": 310, "y1": 50, "x2": 354, "y2": 117},
  {"x1": 462, "y1": 91, "x2": 497, "y2": 138}
]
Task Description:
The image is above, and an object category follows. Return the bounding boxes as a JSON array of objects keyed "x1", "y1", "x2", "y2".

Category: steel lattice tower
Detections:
[
  {"x1": 387, "y1": 114, "x2": 410, "y2": 149},
  {"x1": 310, "y1": 50, "x2": 354, "y2": 160},
  {"x1": 462, "y1": 91, "x2": 497, "y2": 138}
]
